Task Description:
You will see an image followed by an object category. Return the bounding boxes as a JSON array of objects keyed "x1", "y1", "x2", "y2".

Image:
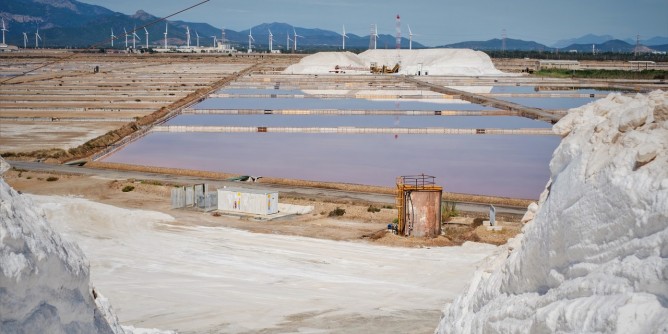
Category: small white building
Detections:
[{"x1": 218, "y1": 187, "x2": 278, "y2": 215}]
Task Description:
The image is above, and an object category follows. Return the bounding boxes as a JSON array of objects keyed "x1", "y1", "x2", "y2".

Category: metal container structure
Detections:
[
  {"x1": 396, "y1": 175, "x2": 442, "y2": 237},
  {"x1": 217, "y1": 187, "x2": 279, "y2": 215}
]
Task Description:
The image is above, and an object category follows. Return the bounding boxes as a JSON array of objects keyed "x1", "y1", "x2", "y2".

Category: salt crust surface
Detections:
[
  {"x1": 436, "y1": 91, "x2": 668, "y2": 333},
  {"x1": 284, "y1": 49, "x2": 505, "y2": 76}
]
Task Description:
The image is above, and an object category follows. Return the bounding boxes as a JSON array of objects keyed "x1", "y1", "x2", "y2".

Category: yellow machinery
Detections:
[{"x1": 370, "y1": 63, "x2": 400, "y2": 74}]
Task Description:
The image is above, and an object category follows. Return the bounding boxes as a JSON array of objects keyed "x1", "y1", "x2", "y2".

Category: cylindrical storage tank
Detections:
[
  {"x1": 404, "y1": 189, "x2": 442, "y2": 237},
  {"x1": 217, "y1": 187, "x2": 279, "y2": 215}
]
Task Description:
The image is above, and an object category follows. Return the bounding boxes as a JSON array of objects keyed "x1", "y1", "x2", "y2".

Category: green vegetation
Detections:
[
  {"x1": 367, "y1": 205, "x2": 381, "y2": 213},
  {"x1": 535, "y1": 68, "x2": 667, "y2": 80},
  {"x1": 442, "y1": 201, "x2": 459, "y2": 222},
  {"x1": 46, "y1": 176, "x2": 59, "y2": 182},
  {"x1": 122, "y1": 185, "x2": 135, "y2": 192},
  {"x1": 487, "y1": 50, "x2": 668, "y2": 62},
  {"x1": 140, "y1": 180, "x2": 163, "y2": 186},
  {"x1": 328, "y1": 207, "x2": 346, "y2": 217}
]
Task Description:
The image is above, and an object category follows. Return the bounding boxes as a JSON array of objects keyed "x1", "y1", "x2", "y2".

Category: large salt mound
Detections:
[
  {"x1": 0, "y1": 157, "x2": 123, "y2": 333},
  {"x1": 283, "y1": 51, "x2": 367, "y2": 74},
  {"x1": 436, "y1": 91, "x2": 668, "y2": 333},
  {"x1": 284, "y1": 48, "x2": 504, "y2": 76}
]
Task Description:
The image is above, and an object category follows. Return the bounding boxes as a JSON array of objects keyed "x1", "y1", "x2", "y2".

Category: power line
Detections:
[{"x1": 1, "y1": 0, "x2": 210, "y2": 85}]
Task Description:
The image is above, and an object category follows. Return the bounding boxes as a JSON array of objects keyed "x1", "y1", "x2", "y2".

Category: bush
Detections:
[
  {"x1": 122, "y1": 185, "x2": 135, "y2": 192},
  {"x1": 472, "y1": 217, "x2": 484, "y2": 228},
  {"x1": 367, "y1": 205, "x2": 381, "y2": 213},
  {"x1": 46, "y1": 176, "x2": 59, "y2": 182},
  {"x1": 328, "y1": 207, "x2": 346, "y2": 217}
]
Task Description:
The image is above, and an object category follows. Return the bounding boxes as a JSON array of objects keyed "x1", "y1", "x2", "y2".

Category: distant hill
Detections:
[
  {"x1": 438, "y1": 38, "x2": 548, "y2": 51},
  {"x1": 0, "y1": 1, "x2": 423, "y2": 50},
  {"x1": 552, "y1": 34, "x2": 615, "y2": 48},
  {"x1": 563, "y1": 39, "x2": 634, "y2": 53}
]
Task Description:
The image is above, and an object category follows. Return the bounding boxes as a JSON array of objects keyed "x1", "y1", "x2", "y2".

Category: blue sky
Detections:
[{"x1": 82, "y1": 0, "x2": 668, "y2": 46}]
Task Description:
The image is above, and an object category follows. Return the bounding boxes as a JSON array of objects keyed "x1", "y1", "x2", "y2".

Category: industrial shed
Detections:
[{"x1": 217, "y1": 187, "x2": 279, "y2": 216}]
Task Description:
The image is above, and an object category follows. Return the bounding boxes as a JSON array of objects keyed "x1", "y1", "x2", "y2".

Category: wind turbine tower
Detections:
[
  {"x1": 248, "y1": 28, "x2": 254, "y2": 52},
  {"x1": 395, "y1": 14, "x2": 401, "y2": 50},
  {"x1": 132, "y1": 25, "x2": 140, "y2": 49},
  {"x1": 342, "y1": 25, "x2": 348, "y2": 50},
  {"x1": 186, "y1": 26, "x2": 191, "y2": 48},
  {"x1": 35, "y1": 29, "x2": 42, "y2": 48},
  {"x1": 211, "y1": 36, "x2": 217, "y2": 47},
  {"x1": 195, "y1": 31, "x2": 200, "y2": 47},
  {"x1": 268, "y1": 29, "x2": 273, "y2": 52},
  {"x1": 144, "y1": 27, "x2": 149, "y2": 48},
  {"x1": 163, "y1": 23, "x2": 168, "y2": 48},
  {"x1": 369, "y1": 24, "x2": 378, "y2": 50},
  {"x1": 287, "y1": 31, "x2": 292, "y2": 51},
  {"x1": 22, "y1": 32, "x2": 28, "y2": 48},
  {"x1": 124, "y1": 28, "x2": 129, "y2": 48},
  {"x1": 293, "y1": 28, "x2": 302, "y2": 52},
  {"x1": 1, "y1": 19, "x2": 7, "y2": 46},
  {"x1": 502, "y1": 29, "x2": 507, "y2": 52},
  {"x1": 407, "y1": 24, "x2": 413, "y2": 50},
  {"x1": 111, "y1": 28, "x2": 115, "y2": 47}
]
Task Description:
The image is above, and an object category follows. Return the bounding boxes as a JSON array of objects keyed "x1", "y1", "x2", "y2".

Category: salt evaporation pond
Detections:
[
  {"x1": 218, "y1": 88, "x2": 305, "y2": 95},
  {"x1": 167, "y1": 115, "x2": 551, "y2": 129},
  {"x1": 499, "y1": 97, "x2": 597, "y2": 109},
  {"x1": 193, "y1": 98, "x2": 496, "y2": 111},
  {"x1": 490, "y1": 86, "x2": 622, "y2": 95},
  {"x1": 102, "y1": 132, "x2": 560, "y2": 199}
]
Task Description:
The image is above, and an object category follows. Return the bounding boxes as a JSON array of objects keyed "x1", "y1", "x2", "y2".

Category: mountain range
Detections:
[{"x1": 0, "y1": 0, "x2": 665, "y2": 52}]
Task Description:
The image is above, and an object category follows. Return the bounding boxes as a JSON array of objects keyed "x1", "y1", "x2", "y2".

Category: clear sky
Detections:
[{"x1": 82, "y1": 0, "x2": 668, "y2": 46}]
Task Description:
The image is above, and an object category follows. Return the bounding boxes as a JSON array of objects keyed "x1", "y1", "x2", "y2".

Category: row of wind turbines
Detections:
[
  {"x1": 111, "y1": 22, "x2": 228, "y2": 50},
  {"x1": 0, "y1": 16, "x2": 417, "y2": 52},
  {"x1": 1, "y1": 18, "x2": 44, "y2": 49},
  {"x1": 110, "y1": 22, "x2": 417, "y2": 52}
]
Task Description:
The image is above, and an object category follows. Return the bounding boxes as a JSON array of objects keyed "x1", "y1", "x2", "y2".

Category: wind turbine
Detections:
[
  {"x1": 186, "y1": 26, "x2": 190, "y2": 48},
  {"x1": 247, "y1": 28, "x2": 254, "y2": 52},
  {"x1": 373, "y1": 24, "x2": 378, "y2": 49},
  {"x1": 22, "y1": 32, "x2": 28, "y2": 48},
  {"x1": 144, "y1": 27, "x2": 149, "y2": 48},
  {"x1": 286, "y1": 31, "x2": 292, "y2": 51},
  {"x1": 124, "y1": 28, "x2": 128, "y2": 48},
  {"x1": 163, "y1": 22, "x2": 168, "y2": 48},
  {"x1": 111, "y1": 28, "x2": 115, "y2": 47},
  {"x1": 342, "y1": 25, "x2": 348, "y2": 50},
  {"x1": 293, "y1": 28, "x2": 302, "y2": 52},
  {"x1": 132, "y1": 25, "x2": 140, "y2": 49},
  {"x1": 268, "y1": 29, "x2": 273, "y2": 52},
  {"x1": 35, "y1": 29, "x2": 42, "y2": 48},
  {"x1": 407, "y1": 24, "x2": 413, "y2": 50},
  {"x1": 211, "y1": 35, "x2": 217, "y2": 47},
  {"x1": 1, "y1": 19, "x2": 7, "y2": 46},
  {"x1": 195, "y1": 30, "x2": 200, "y2": 47}
]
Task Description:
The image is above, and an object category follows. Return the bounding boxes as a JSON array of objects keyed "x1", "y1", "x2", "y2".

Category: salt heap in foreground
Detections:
[
  {"x1": 437, "y1": 91, "x2": 668, "y2": 333},
  {"x1": 284, "y1": 48, "x2": 504, "y2": 76},
  {"x1": 0, "y1": 157, "x2": 123, "y2": 333}
]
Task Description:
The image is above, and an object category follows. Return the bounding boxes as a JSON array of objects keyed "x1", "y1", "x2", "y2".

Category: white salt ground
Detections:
[
  {"x1": 436, "y1": 90, "x2": 668, "y2": 334},
  {"x1": 30, "y1": 194, "x2": 497, "y2": 333}
]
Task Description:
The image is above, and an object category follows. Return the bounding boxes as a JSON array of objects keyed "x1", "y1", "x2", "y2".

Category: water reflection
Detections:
[
  {"x1": 103, "y1": 132, "x2": 559, "y2": 199},
  {"x1": 167, "y1": 115, "x2": 552, "y2": 129},
  {"x1": 193, "y1": 98, "x2": 497, "y2": 111}
]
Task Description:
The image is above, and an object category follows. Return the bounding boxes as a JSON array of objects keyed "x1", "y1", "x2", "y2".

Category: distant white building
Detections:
[{"x1": 538, "y1": 60, "x2": 580, "y2": 70}]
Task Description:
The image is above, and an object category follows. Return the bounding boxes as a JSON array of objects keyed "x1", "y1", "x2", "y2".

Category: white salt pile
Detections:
[
  {"x1": 0, "y1": 157, "x2": 172, "y2": 334},
  {"x1": 436, "y1": 90, "x2": 668, "y2": 333},
  {"x1": 0, "y1": 157, "x2": 122, "y2": 333},
  {"x1": 284, "y1": 48, "x2": 505, "y2": 76}
]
